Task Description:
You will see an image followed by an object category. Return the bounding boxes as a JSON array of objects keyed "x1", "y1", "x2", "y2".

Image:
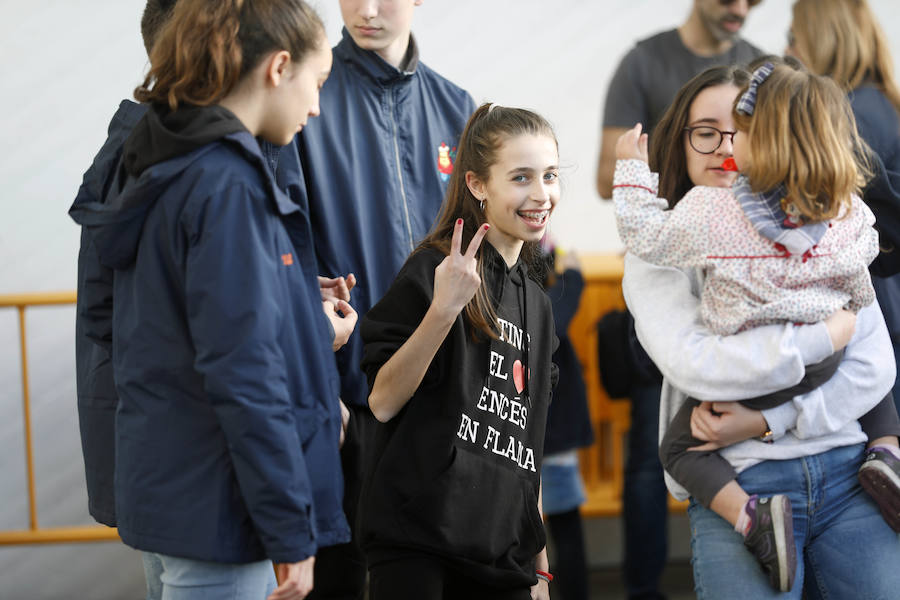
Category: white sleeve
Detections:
[
  {"x1": 622, "y1": 253, "x2": 833, "y2": 402},
  {"x1": 613, "y1": 160, "x2": 708, "y2": 269},
  {"x1": 788, "y1": 300, "x2": 895, "y2": 439}
]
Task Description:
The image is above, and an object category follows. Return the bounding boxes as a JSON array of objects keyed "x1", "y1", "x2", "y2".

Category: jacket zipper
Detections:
[{"x1": 387, "y1": 86, "x2": 414, "y2": 252}]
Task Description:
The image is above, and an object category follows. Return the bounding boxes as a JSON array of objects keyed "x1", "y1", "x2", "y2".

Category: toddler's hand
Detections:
[{"x1": 615, "y1": 123, "x2": 649, "y2": 163}]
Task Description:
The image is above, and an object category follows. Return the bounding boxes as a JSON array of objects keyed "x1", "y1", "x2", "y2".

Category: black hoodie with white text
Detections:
[{"x1": 359, "y1": 242, "x2": 558, "y2": 589}]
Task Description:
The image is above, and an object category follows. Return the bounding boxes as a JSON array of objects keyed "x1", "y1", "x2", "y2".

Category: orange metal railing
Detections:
[
  {"x1": 0, "y1": 255, "x2": 679, "y2": 546},
  {"x1": 0, "y1": 291, "x2": 119, "y2": 545},
  {"x1": 568, "y1": 255, "x2": 685, "y2": 516}
]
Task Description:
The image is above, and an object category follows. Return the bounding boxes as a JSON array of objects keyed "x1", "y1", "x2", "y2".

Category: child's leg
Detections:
[
  {"x1": 660, "y1": 400, "x2": 796, "y2": 591},
  {"x1": 858, "y1": 393, "x2": 900, "y2": 531},
  {"x1": 725, "y1": 490, "x2": 797, "y2": 593},
  {"x1": 860, "y1": 392, "x2": 900, "y2": 447},
  {"x1": 869, "y1": 436, "x2": 900, "y2": 448},
  {"x1": 659, "y1": 398, "x2": 739, "y2": 508},
  {"x1": 709, "y1": 480, "x2": 750, "y2": 528}
]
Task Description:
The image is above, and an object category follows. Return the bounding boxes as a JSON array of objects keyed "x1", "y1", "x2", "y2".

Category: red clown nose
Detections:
[{"x1": 721, "y1": 157, "x2": 738, "y2": 171}]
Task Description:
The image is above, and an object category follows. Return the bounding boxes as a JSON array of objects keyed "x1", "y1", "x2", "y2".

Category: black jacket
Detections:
[
  {"x1": 544, "y1": 269, "x2": 594, "y2": 454},
  {"x1": 69, "y1": 99, "x2": 147, "y2": 526},
  {"x1": 359, "y1": 243, "x2": 557, "y2": 588}
]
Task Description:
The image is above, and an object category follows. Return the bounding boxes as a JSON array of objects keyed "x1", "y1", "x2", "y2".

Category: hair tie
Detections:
[{"x1": 736, "y1": 62, "x2": 775, "y2": 116}]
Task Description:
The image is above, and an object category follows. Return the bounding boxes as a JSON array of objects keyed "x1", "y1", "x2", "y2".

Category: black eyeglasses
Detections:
[{"x1": 684, "y1": 126, "x2": 737, "y2": 154}]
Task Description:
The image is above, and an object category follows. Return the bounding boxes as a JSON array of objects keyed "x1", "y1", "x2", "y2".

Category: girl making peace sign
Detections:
[{"x1": 359, "y1": 104, "x2": 560, "y2": 600}]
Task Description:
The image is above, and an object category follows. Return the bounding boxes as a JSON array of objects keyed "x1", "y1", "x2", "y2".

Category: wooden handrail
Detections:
[{"x1": 0, "y1": 291, "x2": 77, "y2": 307}]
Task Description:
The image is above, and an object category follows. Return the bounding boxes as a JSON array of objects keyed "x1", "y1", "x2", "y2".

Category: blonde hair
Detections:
[
  {"x1": 791, "y1": 0, "x2": 900, "y2": 116},
  {"x1": 733, "y1": 64, "x2": 871, "y2": 222},
  {"x1": 135, "y1": 0, "x2": 324, "y2": 110}
]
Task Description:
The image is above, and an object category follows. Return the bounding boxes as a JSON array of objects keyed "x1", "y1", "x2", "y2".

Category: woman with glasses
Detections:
[{"x1": 616, "y1": 63, "x2": 900, "y2": 599}]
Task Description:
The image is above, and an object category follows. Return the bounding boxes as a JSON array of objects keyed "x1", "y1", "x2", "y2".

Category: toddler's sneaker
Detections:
[
  {"x1": 743, "y1": 494, "x2": 796, "y2": 592},
  {"x1": 858, "y1": 446, "x2": 900, "y2": 532}
]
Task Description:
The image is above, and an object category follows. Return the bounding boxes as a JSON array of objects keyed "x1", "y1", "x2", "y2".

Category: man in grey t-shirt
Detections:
[{"x1": 595, "y1": 0, "x2": 764, "y2": 198}]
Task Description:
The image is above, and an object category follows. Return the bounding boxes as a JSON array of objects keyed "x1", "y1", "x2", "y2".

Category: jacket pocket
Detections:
[{"x1": 293, "y1": 402, "x2": 328, "y2": 445}]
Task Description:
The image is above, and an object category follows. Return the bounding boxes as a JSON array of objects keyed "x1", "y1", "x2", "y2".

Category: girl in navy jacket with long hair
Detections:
[{"x1": 70, "y1": 1, "x2": 343, "y2": 598}]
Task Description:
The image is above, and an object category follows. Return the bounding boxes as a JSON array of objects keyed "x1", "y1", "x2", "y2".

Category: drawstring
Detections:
[
  {"x1": 483, "y1": 249, "x2": 531, "y2": 408},
  {"x1": 517, "y1": 263, "x2": 531, "y2": 408}
]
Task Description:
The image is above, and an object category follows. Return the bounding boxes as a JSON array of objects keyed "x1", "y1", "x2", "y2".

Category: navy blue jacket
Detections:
[
  {"x1": 69, "y1": 106, "x2": 348, "y2": 563},
  {"x1": 544, "y1": 269, "x2": 594, "y2": 455},
  {"x1": 277, "y1": 29, "x2": 476, "y2": 408},
  {"x1": 850, "y1": 85, "x2": 900, "y2": 277},
  {"x1": 850, "y1": 85, "x2": 900, "y2": 393},
  {"x1": 70, "y1": 100, "x2": 148, "y2": 526}
]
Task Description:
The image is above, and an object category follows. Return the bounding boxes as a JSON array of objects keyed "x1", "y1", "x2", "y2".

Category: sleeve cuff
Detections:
[
  {"x1": 613, "y1": 159, "x2": 657, "y2": 193},
  {"x1": 761, "y1": 401, "x2": 799, "y2": 439},
  {"x1": 792, "y1": 322, "x2": 833, "y2": 366}
]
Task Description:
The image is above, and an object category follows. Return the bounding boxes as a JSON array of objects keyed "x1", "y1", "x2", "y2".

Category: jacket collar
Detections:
[
  {"x1": 223, "y1": 133, "x2": 300, "y2": 217},
  {"x1": 334, "y1": 27, "x2": 419, "y2": 84}
]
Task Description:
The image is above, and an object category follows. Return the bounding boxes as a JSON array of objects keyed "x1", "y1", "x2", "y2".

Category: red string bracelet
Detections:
[{"x1": 536, "y1": 569, "x2": 554, "y2": 583}]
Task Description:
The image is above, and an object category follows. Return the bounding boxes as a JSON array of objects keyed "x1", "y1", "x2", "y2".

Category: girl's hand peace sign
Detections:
[
  {"x1": 367, "y1": 218, "x2": 490, "y2": 423},
  {"x1": 432, "y1": 219, "x2": 490, "y2": 320}
]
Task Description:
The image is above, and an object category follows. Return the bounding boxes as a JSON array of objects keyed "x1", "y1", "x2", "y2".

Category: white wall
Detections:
[
  {"x1": 3, "y1": 0, "x2": 900, "y2": 297},
  {"x1": 1, "y1": 1, "x2": 899, "y2": 597}
]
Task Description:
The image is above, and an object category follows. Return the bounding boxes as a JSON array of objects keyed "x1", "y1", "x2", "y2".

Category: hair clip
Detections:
[{"x1": 736, "y1": 62, "x2": 775, "y2": 116}]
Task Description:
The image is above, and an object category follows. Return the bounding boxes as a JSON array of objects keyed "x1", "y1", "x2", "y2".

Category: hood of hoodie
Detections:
[{"x1": 69, "y1": 104, "x2": 252, "y2": 271}]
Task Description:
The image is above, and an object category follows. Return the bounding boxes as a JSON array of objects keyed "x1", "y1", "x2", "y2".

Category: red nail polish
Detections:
[
  {"x1": 457, "y1": 218, "x2": 463, "y2": 225},
  {"x1": 483, "y1": 224, "x2": 490, "y2": 230}
]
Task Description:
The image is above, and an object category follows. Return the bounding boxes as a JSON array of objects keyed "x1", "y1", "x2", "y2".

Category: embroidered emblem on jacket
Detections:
[{"x1": 437, "y1": 142, "x2": 456, "y2": 182}]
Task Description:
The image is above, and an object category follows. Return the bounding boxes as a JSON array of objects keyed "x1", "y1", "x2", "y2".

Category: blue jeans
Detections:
[
  {"x1": 144, "y1": 552, "x2": 277, "y2": 600},
  {"x1": 623, "y1": 383, "x2": 668, "y2": 600},
  {"x1": 143, "y1": 552, "x2": 164, "y2": 600},
  {"x1": 688, "y1": 444, "x2": 900, "y2": 599}
]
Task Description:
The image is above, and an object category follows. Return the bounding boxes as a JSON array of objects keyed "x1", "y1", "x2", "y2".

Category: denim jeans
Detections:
[
  {"x1": 142, "y1": 552, "x2": 164, "y2": 600},
  {"x1": 688, "y1": 444, "x2": 900, "y2": 599},
  {"x1": 623, "y1": 382, "x2": 668, "y2": 600},
  {"x1": 145, "y1": 552, "x2": 277, "y2": 600}
]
